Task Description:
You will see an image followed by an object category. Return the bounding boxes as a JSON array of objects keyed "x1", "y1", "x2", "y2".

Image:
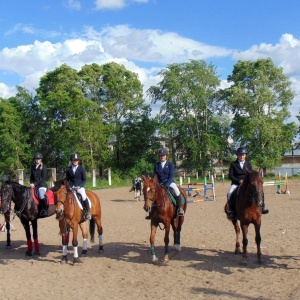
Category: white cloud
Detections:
[
  {"x1": 233, "y1": 34, "x2": 300, "y2": 77},
  {"x1": 0, "y1": 28, "x2": 300, "y2": 121},
  {"x1": 96, "y1": 25, "x2": 232, "y2": 63},
  {"x1": 65, "y1": 0, "x2": 81, "y2": 11},
  {"x1": 95, "y1": 0, "x2": 126, "y2": 10}
]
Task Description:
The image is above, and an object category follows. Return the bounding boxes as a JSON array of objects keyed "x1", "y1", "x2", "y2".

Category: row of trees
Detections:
[{"x1": 0, "y1": 58, "x2": 298, "y2": 179}]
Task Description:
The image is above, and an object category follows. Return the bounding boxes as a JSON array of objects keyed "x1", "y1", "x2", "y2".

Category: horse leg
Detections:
[
  {"x1": 254, "y1": 221, "x2": 262, "y2": 264},
  {"x1": 233, "y1": 219, "x2": 242, "y2": 254},
  {"x1": 5, "y1": 213, "x2": 11, "y2": 247},
  {"x1": 163, "y1": 222, "x2": 171, "y2": 264},
  {"x1": 32, "y1": 219, "x2": 40, "y2": 256},
  {"x1": 173, "y1": 219, "x2": 182, "y2": 252},
  {"x1": 59, "y1": 219, "x2": 68, "y2": 263},
  {"x1": 80, "y1": 222, "x2": 88, "y2": 257},
  {"x1": 240, "y1": 223, "x2": 249, "y2": 265},
  {"x1": 150, "y1": 223, "x2": 159, "y2": 264},
  {"x1": 22, "y1": 219, "x2": 33, "y2": 256},
  {"x1": 71, "y1": 224, "x2": 81, "y2": 264},
  {"x1": 94, "y1": 216, "x2": 104, "y2": 252}
]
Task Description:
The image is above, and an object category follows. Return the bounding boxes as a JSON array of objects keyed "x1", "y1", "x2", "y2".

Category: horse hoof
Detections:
[
  {"x1": 98, "y1": 246, "x2": 104, "y2": 252},
  {"x1": 60, "y1": 256, "x2": 68, "y2": 263},
  {"x1": 73, "y1": 257, "x2": 81, "y2": 265},
  {"x1": 174, "y1": 244, "x2": 181, "y2": 252},
  {"x1": 239, "y1": 260, "x2": 248, "y2": 266},
  {"x1": 26, "y1": 250, "x2": 32, "y2": 257},
  {"x1": 235, "y1": 249, "x2": 242, "y2": 254},
  {"x1": 81, "y1": 250, "x2": 87, "y2": 257},
  {"x1": 33, "y1": 250, "x2": 41, "y2": 256}
]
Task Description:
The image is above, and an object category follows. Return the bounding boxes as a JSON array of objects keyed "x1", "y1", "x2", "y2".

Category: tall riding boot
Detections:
[
  {"x1": 39, "y1": 198, "x2": 48, "y2": 217},
  {"x1": 84, "y1": 199, "x2": 91, "y2": 220},
  {"x1": 176, "y1": 194, "x2": 184, "y2": 216},
  {"x1": 225, "y1": 199, "x2": 235, "y2": 220}
]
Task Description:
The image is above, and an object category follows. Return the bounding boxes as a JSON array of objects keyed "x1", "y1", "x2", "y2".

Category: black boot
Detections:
[
  {"x1": 176, "y1": 194, "x2": 184, "y2": 216},
  {"x1": 225, "y1": 200, "x2": 235, "y2": 220},
  {"x1": 39, "y1": 198, "x2": 48, "y2": 217},
  {"x1": 84, "y1": 199, "x2": 91, "y2": 220}
]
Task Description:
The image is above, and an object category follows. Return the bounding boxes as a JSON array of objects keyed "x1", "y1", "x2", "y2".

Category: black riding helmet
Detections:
[
  {"x1": 70, "y1": 153, "x2": 80, "y2": 161},
  {"x1": 34, "y1": 152, "x2": 43, "y2": 159},
  {"x1": 158, "y1": 148, "x2": 168, "y2": 156},
  {"x1": 236, "y1": 147, "x2": 247, "y2": 155}
]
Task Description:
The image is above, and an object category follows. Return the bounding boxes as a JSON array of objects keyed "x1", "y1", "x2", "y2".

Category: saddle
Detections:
[{"x1": 164, "y1": 186, "x2": 185, "y2": 206}]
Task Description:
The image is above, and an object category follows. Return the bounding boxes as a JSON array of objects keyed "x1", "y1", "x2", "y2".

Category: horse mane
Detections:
[{"x1": 51, "y1": 178, "x2": 65, "y2": 192}]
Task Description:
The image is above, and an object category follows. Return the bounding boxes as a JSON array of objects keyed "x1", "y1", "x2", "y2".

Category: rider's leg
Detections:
[
  {"x1": 38, "y1": 187, "x2": 48, "y2": 217},
  {"x1": 169, "y1": 183, "x2": 184, "y2": 216}
]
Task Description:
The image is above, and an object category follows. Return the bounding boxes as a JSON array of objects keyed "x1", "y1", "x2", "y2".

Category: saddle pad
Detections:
[
  {"x1": 166, "y1": 190, "x2": 185, "y2": 205},
  {"x1": 31, "y1": 188, "x2": 55, "y2": 205}
]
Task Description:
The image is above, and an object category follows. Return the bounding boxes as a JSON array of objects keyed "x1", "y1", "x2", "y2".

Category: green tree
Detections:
[
  {"x1": 223, "y1": 58, "x2": 298, "y2": 169},
  {"x1": 79, "y1": 62, "x2": 146, "y2": 170},
  {"x1": 147, "y1": 60, "x2": 225, "y2": 174}
]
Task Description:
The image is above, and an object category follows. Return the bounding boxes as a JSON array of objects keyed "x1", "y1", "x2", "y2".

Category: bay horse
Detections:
[
  {"x1": 0, "y1": 178, "x2": 56, "y2": 256},
  {"x1": 51, "y1": 179, "x2": 103, "y2": 264},
  {"x1": 225, "y1": 169, "x2": 264, "y2": 265},
  {"x1": 142, "y1": 175, "x2": 187, "y2": 264}
]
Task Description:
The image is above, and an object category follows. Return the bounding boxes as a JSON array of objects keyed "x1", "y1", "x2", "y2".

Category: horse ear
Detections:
[
  {"x1": 142, "y1": 175, "x2": 147, "y2": 182},
  {"x1": 153, "y1": 175, "x2": 157, "y2": 183}
]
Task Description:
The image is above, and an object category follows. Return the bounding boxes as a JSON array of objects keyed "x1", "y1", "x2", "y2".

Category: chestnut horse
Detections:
[
  {"x1": 225, "y1": 170, "x2": 264, "y2": 265},
  {"x1": 1, "y1": 178, "x2": 56, "y2": 256},
  {"x1": 142, "y1": 175, "x2": 187, "y2": 264},
  {"x1": 51, "y1": 180, "x2": 103, "y2": 264}
]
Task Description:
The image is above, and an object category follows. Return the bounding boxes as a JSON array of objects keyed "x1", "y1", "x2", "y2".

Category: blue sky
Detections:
[{"x1": 1, "y1": 0, "x2": 300, "y2": 121}]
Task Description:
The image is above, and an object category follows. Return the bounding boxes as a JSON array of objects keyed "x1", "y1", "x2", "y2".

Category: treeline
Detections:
[{"x1": 0, "y1": 58, "x2": 298, "y2": 179}]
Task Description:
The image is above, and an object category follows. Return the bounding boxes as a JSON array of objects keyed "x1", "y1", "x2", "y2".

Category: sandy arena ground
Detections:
[{"x1": 1, "y1": 180, "x2": 300, "y2": 299}]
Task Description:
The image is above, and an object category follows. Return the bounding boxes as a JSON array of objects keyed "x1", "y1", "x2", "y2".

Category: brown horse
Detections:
[
  {"x1": 225, "y1": 170, "x2": 264, "y2": 265},
  {"x1": 142, "y1": 175, "x2": 187, "y2": 264},
  {"x1": 51, "y1": 180, "x2": 103, "y2": 264}
]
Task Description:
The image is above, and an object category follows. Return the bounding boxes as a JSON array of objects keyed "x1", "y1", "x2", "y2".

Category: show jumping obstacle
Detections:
[
  {"x1": 263, "y1": 172, "x2": 289, "y2": 194},
  {"x1": 179, "y1": 175, "x2": 216, "y2": 203}
]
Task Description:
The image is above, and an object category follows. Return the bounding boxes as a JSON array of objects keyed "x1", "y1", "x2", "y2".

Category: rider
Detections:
[
  {"x1": 226, "y1": 146, "x2": 269, "y2": 220},
  {"x1": 66, "y1": 153, "x2": 90, "y2": 220},
  {"x1": 154, "y1": 148, "x2": 184, "y2": 216},
  {"x1": 30, "y1": 152, "x2": 48, "y2": 217}
]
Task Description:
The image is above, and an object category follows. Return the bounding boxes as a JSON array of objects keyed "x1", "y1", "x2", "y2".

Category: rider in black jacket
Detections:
[
  {"x1": 30, "y1": 152, "x2": 48, "y2": 217},
  {"x1": 225, "y1": 147, "x2": 269, "y2": 220}
]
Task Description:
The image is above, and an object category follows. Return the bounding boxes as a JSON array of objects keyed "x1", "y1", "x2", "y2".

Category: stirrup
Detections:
[
  {"x1": 178, "y1": 208, "x2": 184, "y2": 216},
  {"x1": 85, "y1": 211, "x2": 91, "y2": 220},
  {"x1": 40, "y1": 210, "x2": 48, "y2": 217},
  {"x1": 227, "y1": 211, "x2": 235, "y2": 220}
]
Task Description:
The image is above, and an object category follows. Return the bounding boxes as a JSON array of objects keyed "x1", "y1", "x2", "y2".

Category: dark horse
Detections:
[
  {"x1": 142, "y1": 175, "x2": 187, "y2": 264},
  {"x1": 225, "y1": 170, "x2": 264, "y2": 265},
  {"x1": 51, "y1": 179, "x2": 103, "y2": 264},
  {"x1": 0, "y1": 188, "x2": 11, "y2": 247},
  {"x1": 0, "y1": 178, "x2": 56, "y2": 256}
]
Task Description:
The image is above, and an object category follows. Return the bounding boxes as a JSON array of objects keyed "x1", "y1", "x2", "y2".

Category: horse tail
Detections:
[{"x1": 89, "y1": 217, "x2": 96, "y2": 243}]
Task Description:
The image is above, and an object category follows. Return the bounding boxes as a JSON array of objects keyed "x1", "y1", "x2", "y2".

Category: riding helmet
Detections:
[
  {"x1": 34, "y1": 152, "x2": 43, "y2": 159},
  {"x1": 70, "y1": 153, "x2": 81, "y2": 161},
  {"x1": 158, "y1": 148, "x2": 168, "y2": 156},
  {"x1": 236, "y1": 147, "x2": 247, "y2": 155}
]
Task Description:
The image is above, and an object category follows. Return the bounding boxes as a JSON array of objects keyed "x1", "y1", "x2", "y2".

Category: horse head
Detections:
[
  {"x1": 52, "y1": 179, "x2": 69, "y2": 220},
  {"x1": 0, "y1": 178, "x2": 13, "y2": 214},
  {"x1": 142, "y1": 175, "x2": 157, "y2": 213},
  {"x1": 244, "y1": 170, "x2": 264, "y2": 207}
]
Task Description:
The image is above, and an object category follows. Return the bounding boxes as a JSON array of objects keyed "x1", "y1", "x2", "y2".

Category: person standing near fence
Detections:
[
  {"x1": 30, "y1": 152, "x2": 48, "y2": 217},
  {"x1": 225, "y1": 147, "x2": 269, "y2": 220}
]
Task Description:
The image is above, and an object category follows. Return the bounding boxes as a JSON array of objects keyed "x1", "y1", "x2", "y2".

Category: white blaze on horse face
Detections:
[{"x1": 147, "y1": 187, "x2": 150, "y2": 192}]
